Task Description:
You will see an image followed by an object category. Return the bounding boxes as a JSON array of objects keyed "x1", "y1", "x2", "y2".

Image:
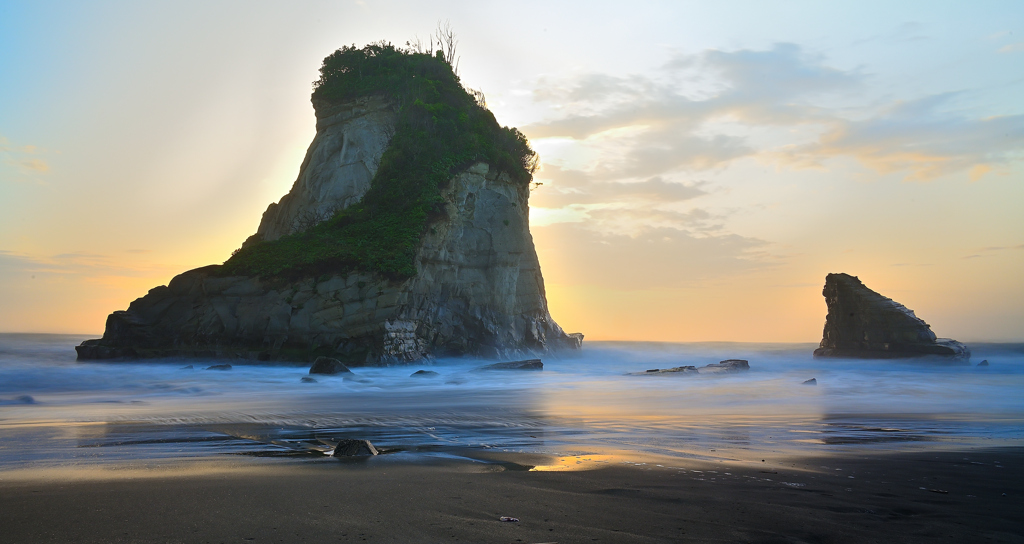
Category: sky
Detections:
[{"x1": 1, "y1": 0, "x2": 1022, "y2": 341}]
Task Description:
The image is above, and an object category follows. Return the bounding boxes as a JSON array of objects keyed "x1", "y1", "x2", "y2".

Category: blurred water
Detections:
[{"x1": 1, "y1": 333, "x2": 1022, "y2": 471}]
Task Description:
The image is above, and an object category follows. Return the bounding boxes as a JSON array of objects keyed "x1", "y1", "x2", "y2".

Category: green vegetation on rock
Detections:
[{"x1": 220, "y1": 42, "x2": 537, "y2": 280}]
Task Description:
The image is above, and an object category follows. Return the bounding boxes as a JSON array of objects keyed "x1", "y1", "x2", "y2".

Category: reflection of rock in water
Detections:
[{"x1": 813, "y1": 273, "x2": 969, "y2": 360}]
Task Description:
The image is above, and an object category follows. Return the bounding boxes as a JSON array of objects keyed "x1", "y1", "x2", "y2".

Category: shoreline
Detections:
[{"x1": 1, "y1": 447, "x2": 1021, "y2": 543}]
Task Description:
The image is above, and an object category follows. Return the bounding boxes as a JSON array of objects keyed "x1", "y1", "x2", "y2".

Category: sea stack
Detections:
[
  {"x1": 813, "y1": 273, "x2": 969, "y2": 360},
  {"x1": 76, "y1": 43, "x2": 580, "y2": 364}
]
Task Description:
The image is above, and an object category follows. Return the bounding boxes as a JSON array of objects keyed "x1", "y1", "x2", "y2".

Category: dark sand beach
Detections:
[{"x1": 2, "y1": 448, "x2": 1021, "y2": 543}]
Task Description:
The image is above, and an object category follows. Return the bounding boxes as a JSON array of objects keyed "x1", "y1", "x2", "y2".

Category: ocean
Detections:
[{"x1": 1, "y1": 333, "x2": 1022, "y2": 473}]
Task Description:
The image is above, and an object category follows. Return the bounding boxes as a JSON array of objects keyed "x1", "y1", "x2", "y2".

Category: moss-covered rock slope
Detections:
[{"x1": 77, "y1": 43, "x2": 581, "y2": 364}]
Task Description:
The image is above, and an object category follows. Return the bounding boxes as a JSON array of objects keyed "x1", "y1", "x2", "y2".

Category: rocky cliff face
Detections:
[
  {"x1": 812, "y1": 273, "x2": 968, "y2": 360},
  {"x1": 245, "y1": 96, "x2": 397, "y2": 246},
  {"x1": 77, "y1": 100, "x2": 580, "y2": 364}
]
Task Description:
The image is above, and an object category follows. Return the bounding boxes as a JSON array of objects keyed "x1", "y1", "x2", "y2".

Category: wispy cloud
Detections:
[
  {"x1": 0, "y1": 135, "x2": 52, "y2": 177},
  {"x1": 526, "y1": 43, "x2": 1024, "y2": 183},
  {"x1": 535, "y1": 223, "x2": 773, "y2": 289},
  {"x1": 0, "y1": 250, "x2": 177, "y2": 280}
]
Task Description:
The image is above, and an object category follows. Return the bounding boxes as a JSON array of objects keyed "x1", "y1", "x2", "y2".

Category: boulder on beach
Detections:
[
  {"x1": 474, "y1": 359, "x2": 543, "y2": 371},
  {"x1": 331, "y1": 439, "x2": 378, "y2": 457},
  {"x1": 309, "y1": 356, "x2": 352, "y2": 375},
  {"x1": 813, "y1": 273, "x2": 969, "y2": 360}
]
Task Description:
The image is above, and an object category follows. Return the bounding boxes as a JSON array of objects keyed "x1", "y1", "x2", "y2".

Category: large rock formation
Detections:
[
  {"x1": 76, "y1": 46, "x2": 580, "y2": 365},
  {"x1": 812, "y1": 273, "x2": 968, "y2": 360}
]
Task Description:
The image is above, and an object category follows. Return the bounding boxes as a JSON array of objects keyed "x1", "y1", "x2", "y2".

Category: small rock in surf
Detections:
[
  {"x1": 474, "y1": 359, "x2": 543, "y2": 371},
  {"x1": 309, "y1": 356, "x2": 352, "y2": 375},
  {"x1": 205, "y1": 364, "x2": 232, "y2": 371}
]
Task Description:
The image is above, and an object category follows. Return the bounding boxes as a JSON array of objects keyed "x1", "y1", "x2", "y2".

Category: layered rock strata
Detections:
[
  {"x1": 77, "y1": 100, "x2": 579, "y2": 364},
  {"x1": 812, "y1": 273, "x2": 969, "y2": 360}
]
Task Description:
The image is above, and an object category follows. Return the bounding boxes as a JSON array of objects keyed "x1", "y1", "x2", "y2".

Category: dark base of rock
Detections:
[
  {"x1": 474, "y1": 359, "x2": 543, "y2": 371},
  {"x1": 309, "y1": 357, "x2": 352, "y2": 375},
  {"x1": 331, "y1": 439, "x2": 378, "y2": 457},
  {"x1": 813, "y1": 339, "x2": 970, "y2": 361}
]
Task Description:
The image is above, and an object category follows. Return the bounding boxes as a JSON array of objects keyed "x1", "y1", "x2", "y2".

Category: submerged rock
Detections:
[
  {"x1": 410, "y1": 369, "x2": 439, "y2": 377},
  {"x1": 309, "y1": 356, "x2": 352, "y2": 375},
  {"x1": 698, "y1": 359, "x2": 750, "y2": 374},
  {"x1": 331, "y1": 439, "x2": 378, "y2": 457},
  {"x1": 474, "y1": 359, "x2": 543, "y2": 371},
  {"x1": 802, "y1": 378, "x2": 817, "y2": 385},
  {"x1": 812, "y1": 273, "x2": 969, "y2": 360},
  {"x1": 300, "y1": 376, "x2": 318, "y2": 383},
  {"x1": 629, "y1": 360, "x2": 749, "y2": 376},
  {"x1": 180, "y1": 364, "x2": 193, "y2": 370},
  {"x1": 205, "y1": 364, "x2": 232, "y2": 371},
  {"x1": 977, "y1": 360, "x2": 989, "y2": 367}
]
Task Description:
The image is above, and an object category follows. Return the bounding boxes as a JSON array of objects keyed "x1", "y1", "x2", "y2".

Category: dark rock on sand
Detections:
[
  {"x1": 332, "y1": 439, "x2": 378, "y2": 457},
  {"x1": 813, "y1": 273, "x2": 970, "y2": 360},
  {"x1": 300, "y1": 376, "x2": 318, "y2": 383},
  {"x1": 630, "y1": 359, "x2": 749, "y2": 376},
  {"x1": 411, "y1": 370, "x2": 439, "y2": 377},
  {"x1": 977, "y1": 360, "x2": 989, "y2": 366},
  {"x1": 802, "y1": 378, "x2": 817, "y2": 385},
  {"x1": 309, "y1": 356, "x2": 352, "y2": 375},
  {"x1": 474, "y1": 359, "x2": 543, "y2": 371},
  {"x1": 205, "y1": 364, "x2": 232, "y2": 371}
]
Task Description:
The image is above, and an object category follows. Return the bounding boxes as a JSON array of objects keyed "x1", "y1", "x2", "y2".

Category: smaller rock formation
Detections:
[
  {"x1": 332, "y1": 439, "x2": 378, "y2": 457},
  {"x1": 410, "y1": 370, "x2": 439, "y2": 377},
  {"x1": 309, "y1": 357, "x2": 352, "y2": 375},
  {"x1": 802, "y1": 378, "x2": 817, "y2": 386},
  {"x1": 205, "y1": 364, "x2": 232, "y2": 371},
  {"x1": 977, "y1": 360, "x2": 989, "y2": 367},
  {"x1": 474, "y1": 359, "x2": 543, "y2": 371},
  {"x1": 813, "y1": 273, "x2": 969, "y2": 360},
  {"x1": 698, "y1": 359, "x2": 750, "y2": 374},
  {"x1": 300, "y1": 376, "x2": 318, "y2": 383},
  {"x1": 629, "y1": 359, "x2": 749, "y2": 376}
]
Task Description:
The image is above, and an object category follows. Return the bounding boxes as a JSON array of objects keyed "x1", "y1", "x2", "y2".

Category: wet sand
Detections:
[{"x1": 1, "y1": 448, "x2": 1021, "y2": 543}]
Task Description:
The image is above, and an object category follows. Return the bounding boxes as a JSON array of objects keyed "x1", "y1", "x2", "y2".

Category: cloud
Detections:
[
  {"x1": 525, "y1": 44, "x2": 1023, "y2": 183},
  {"x1": 534, "y1": 223, "x2": 773, "y2": 289},
  {"x1": 0, "y1": 249, "x2": 177, "y2": 280},
  {"x1": 998, "y1": 42, "x2": 1024, "y2": 53},
  {"x1": 773, "y1": 93, "x2": 1024, "y2": 181},
  {"x1": 531, "y1": 165, "x2": 706, "y2": 208},
  {"x1": 19, "y1": 158, "x2": 50, "y2": 172},
  {"x1": 0, "y1": 135, "x2": 52, "y2": 177}
]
